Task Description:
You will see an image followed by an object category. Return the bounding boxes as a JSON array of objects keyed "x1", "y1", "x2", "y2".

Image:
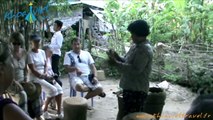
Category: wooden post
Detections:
[{"x1": 63, "y1": 97, "x2": 88, "y2": 120}]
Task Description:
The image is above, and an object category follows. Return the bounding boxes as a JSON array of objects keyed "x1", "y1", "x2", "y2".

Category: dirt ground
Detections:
[{"x1": 61, "y1": 77, "x2": 197, "y2": 120}]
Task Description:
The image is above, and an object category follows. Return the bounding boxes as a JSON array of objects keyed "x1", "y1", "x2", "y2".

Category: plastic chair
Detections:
[
  {"x1": 68, "y1": 75, "x2": 94, "y2": 107},
  {"x1": 42, "y1": 91, "x2": 46, "y2": 100}
]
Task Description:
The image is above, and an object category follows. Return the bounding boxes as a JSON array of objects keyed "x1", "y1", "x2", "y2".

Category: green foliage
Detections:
[
  {"x1": 163, "y1": 74, "x2": 182, "y2": 82},
  {"x1": 150, "y1": 43, "x2": 213, "y2": 94},
  {"x1": 93, "y1": 57, "x2": 120, "y2": 78},
  {"x1": 190, "y1": 70, "x2": 213, "y2": 94},
  {"x1": 105, "y1": 65, "x2": 120, "y2": 78},
  {"x1": 104, "y1": 0, "x2": 213, "y2": 45},
  {"x1": 48, "y1": 1, "x2": 77, "y2": 18},
  {"x1": 91, "y1": 49, "x2": 121, "y2": 78},
  {"x1": 104, "y1": 0, "x2": 213, "y2": 88}
]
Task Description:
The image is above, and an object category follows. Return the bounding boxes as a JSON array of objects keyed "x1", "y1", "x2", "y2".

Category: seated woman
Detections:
[
  {"x1": 7, "y1": 32, "x2": 28, "y2": 113},
  {"x1": 8, "y1": 32, "x2": 42, "y2": 120},
  {"x1": 27, "y1": 34, "x2": 63, "y2": 119},
  {"x1": 0, "y1": 38, "x2": 32, "y2": 120}
]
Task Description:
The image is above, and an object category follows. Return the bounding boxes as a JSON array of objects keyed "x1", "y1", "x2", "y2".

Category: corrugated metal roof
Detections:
[
  {"x1": 89, "y1": 7, "x2": 113, "y2": 32},
  {"x1": 50, "y1": 0, "x2": 105, "y2": 9},
  {"x1": 89, "y1": 8, "x2": 104, "y2": 22},
  {"x1": 81, "y1": 0, "x2": 105, "y2": 9},
  {"x1": 49, "y1": 16, "x2": 81, "y2": 32}
]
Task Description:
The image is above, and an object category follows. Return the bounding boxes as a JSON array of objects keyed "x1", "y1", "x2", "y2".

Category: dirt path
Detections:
[
  {"x1": 61, "y1": 77, "x2": 197, "y2": 120},
  {"x1": 156, "y1": 83, "x2": 197, "y2": 120}
]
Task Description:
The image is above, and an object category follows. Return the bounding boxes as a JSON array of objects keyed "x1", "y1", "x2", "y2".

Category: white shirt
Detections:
[
  {"x1": 46, "y1": 57, "x2": 54, "y2": 76},
  {"x1": 49, "y1": 31, "x2": 63, "y2": 56},
  {"x1": 27, "y1": 49, "x2": 46, "y2": 81},
  {"x1": 63, "y1": 50, "x2": 95, "y2": 77}
]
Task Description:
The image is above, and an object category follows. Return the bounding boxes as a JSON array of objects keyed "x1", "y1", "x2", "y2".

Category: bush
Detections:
[
  {"x1": 91, "y1": 50, "x2": 121, "y2": 78},
  {"x1": 151, "y1": 43, "x2": 213, "y2": 94}
]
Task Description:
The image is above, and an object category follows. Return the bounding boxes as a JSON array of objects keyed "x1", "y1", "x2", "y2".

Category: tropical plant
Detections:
[{"x1": 103, "y1": 0, "x2": 213, "y2": 91}]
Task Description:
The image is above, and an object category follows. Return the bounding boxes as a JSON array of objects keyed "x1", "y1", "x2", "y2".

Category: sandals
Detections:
[{"x1": 98, "y1": 92, "x2": 106, "y2": 98}]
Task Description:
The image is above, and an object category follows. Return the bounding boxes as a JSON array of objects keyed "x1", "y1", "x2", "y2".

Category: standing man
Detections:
[
  {"x1": 49, "y1": 20, "x2": 63, "y2": 86},
  {"x1": 107, "y1": 20, "x2": 153, "y2": 117}
]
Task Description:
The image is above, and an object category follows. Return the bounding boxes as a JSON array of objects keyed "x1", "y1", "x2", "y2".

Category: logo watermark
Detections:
[
  {"x1": 4, "y1": 2, "x2": 49, "y2": 23},
  {"x1": 136, "y1": 113, "x2": 211, "y2": 119}
]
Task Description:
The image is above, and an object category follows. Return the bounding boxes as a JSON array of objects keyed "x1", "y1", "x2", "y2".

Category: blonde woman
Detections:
[
  {"x1": 8, "y1": 32, "x2": 28, "y2": 113},
  {"x1": 8, "y1": 32, "x2": 42, "y2": 120}
]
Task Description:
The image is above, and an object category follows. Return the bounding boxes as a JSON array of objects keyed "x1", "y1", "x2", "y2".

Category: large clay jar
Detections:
[
  {"x1": 122, "y1": 112, "x2": 156, "y2": 120},
  {"x1": 144, "y1": 87, "x2": 166, "y2": 120}
]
